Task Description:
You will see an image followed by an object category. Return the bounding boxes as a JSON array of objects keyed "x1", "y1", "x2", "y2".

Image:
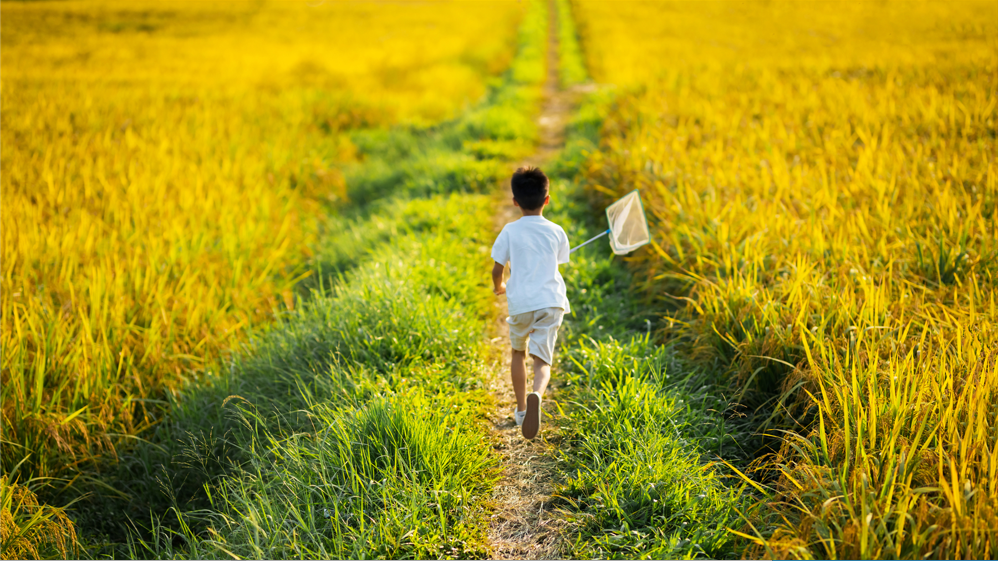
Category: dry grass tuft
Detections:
[{"x1": 0, "y1": 477, "x2": 77, "y2": 560}]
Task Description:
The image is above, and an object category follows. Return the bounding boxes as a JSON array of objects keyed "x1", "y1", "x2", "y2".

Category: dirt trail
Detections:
[{"x1": 485, "y1": 2, "x2": 585, "y2": 558}]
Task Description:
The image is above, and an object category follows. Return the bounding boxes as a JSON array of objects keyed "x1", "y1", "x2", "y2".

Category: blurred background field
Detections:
[
  {"x1": 1, "y1": 0, "x2": 527, "y2": 553},
  {"x1": 572, "y1": 0, "x2": 997, "y2": 558}
]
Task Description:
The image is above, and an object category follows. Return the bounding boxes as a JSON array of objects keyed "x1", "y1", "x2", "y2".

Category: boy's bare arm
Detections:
[{"x1": 492, "y1": 262, "x2": 506, "y2": 295}]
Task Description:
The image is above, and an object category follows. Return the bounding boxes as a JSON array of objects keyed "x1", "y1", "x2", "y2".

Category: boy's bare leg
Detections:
[
  {"x1": 531, "y1": 355, "x2": 551, "y2": 398},
  {"x1": 511, "y1": 349, "x2": 528, "y2": 411}
]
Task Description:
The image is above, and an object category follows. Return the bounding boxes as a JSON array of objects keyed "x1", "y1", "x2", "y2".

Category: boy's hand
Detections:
[{"x1": 491, "y1": 261, "x2": 506, "y2": 296}]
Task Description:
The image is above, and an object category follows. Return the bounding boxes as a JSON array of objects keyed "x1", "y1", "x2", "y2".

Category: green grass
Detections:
[
  {"x1": 548, "y1": 196, "x2": 758, "y2": 558},
  {"x1": 162, "y1": 392, "x2": 495, "y2": 560},
  {"x1": 555, "y1": 337, "x2": 754, "y2": 559}
]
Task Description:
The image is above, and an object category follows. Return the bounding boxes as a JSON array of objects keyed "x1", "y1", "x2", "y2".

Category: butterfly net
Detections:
[{"x1": 605, "y1": 190, "x2": 650, "y2": 255}]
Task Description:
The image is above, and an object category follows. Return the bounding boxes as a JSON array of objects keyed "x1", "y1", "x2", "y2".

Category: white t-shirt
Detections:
[{"x1": 491, "y1": 215, "x2": 571, "y2": 316}]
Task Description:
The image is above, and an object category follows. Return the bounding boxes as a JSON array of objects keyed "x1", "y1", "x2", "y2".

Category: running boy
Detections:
[{"x1": 491, "y1": 166, "x2": 570, "y2": 439}]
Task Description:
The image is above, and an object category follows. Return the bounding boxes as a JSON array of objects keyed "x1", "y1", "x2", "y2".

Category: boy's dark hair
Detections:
[{"x1": 511, "y1": 166, "x2": 549, "y2": 210}]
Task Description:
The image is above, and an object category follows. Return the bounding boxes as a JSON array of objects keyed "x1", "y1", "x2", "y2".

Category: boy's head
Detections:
[{"x1": 511, "y1": 166, "x2": 549, "y2": 211}]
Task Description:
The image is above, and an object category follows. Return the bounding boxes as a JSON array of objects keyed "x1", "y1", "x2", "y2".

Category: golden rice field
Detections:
[
  {"x1": 1, "y1": 0, "x2": 524, "y2": 513},
  {"x1": 573, "y1": 0, "x2": 997, "y2": 557}
]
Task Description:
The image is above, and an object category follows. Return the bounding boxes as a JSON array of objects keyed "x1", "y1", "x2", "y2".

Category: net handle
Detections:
[{"x1": 570, "y1": 228, "x2": 611, "y2": 254}]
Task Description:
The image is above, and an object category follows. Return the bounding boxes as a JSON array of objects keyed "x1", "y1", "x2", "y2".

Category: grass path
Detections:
[{"x1": 485, "y1": 2, "x2": 585, "y2": 557}]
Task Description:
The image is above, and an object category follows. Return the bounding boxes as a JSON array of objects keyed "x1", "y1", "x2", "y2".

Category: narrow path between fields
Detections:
[{"x1": 485, "y1": 2, "x2": 585, "y2": 557}]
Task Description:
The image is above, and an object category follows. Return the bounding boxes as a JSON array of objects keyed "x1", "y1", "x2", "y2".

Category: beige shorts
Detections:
[{"x1": 507, "y1": 307, "x2": 565, "y2": 366}]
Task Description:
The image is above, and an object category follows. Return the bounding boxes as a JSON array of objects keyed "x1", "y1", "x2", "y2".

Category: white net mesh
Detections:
[{"x1": 605, "y1": 190, "x2": 650, "y2": 255}]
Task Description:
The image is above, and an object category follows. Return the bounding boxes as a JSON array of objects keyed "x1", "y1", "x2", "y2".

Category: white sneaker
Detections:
[{"x1": 513, "y1": 407, "x2": 526, "y2": 426}]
